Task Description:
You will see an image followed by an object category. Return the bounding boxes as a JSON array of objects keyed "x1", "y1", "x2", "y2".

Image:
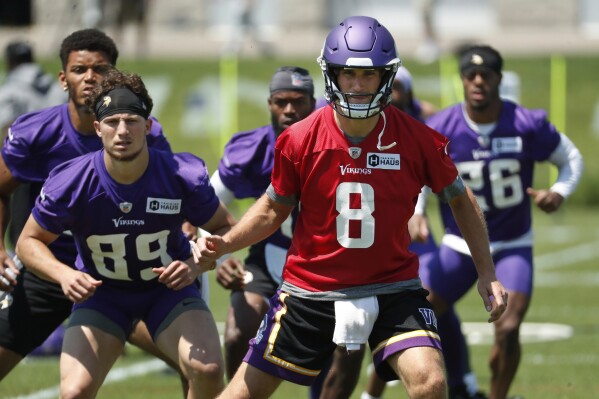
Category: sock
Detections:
[{"x1": 361, "y1": 392, "x2": 380, "y2": 399}]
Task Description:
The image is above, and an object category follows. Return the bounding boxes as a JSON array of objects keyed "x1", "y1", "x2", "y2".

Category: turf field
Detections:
[{"x1": 1, "y1": 55, "x2": 598, "y2": 398}]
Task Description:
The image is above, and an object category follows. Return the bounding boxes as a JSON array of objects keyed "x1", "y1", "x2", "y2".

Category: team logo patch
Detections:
[
  {"x1": 119, "y1": 202, "x2": 133, "y2": 213},
  {"x1": 366, "y1": 152, "x2": 400, "y2": 170},
  {"x1": 146, "y1": 197, "x2": 182, "y2": 214},
  {"x1": 418, "y1": 308, "x2": 438, "y2": 329},
  {"x1": 492, "y1": 137, "x2": 522, "y2": 153},
  {"x1": 348, "y1": 147, "x2": 362, "y2": 159},
  {"x1": 102, "y1": 95, "x2": 112, "y2": 108}
]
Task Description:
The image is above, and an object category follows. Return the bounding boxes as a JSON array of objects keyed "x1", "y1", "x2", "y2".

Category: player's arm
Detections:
[
  {"x1": 15, "y1": 214, "x2": 101, "y2": 303},
  {"x1": 0, "y1": 154, "x2": 21, "y2": 290},
  {"x1": 192, "y1": 189, "x2": 294, "y2": 270},
  {"x1": 409, "y1": 186, "x2": 431, "y2": 243},
  {"x1": 440, "y1": 177, "x2": 507, "y2": 323},
  {"x1": 527, "y1": 133, "x2": 583, "y2": 213}
]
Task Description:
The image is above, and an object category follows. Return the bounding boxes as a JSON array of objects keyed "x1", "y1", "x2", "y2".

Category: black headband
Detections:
[{"x1": 94, "y1": 87, "x2": 150, "y2": 121}]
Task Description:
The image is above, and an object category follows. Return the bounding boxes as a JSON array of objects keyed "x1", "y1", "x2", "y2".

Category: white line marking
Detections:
[{"x1": 6, "y1": 359, "x2": 168, "y2": 399}]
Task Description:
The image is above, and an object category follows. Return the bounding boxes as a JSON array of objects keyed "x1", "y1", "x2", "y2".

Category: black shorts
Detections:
[
  {"x1": 242, "y1": 261, "x2": 279, "y2": 299},
  {"x1": 244, "y1": 288, "x2": 441, "y2": 385},
  {"x1": 0, "y1": 270, "x2": 72, "y2": 356}
]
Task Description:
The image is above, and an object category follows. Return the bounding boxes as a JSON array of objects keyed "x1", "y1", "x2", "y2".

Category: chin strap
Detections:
[{"x1": 376, "y1": 111, "x2": 396, "y2": 151}]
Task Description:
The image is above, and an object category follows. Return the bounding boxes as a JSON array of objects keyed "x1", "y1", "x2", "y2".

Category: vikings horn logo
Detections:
[{"x1": 102, "y1": 96, "x2": 112, "y2": 108}]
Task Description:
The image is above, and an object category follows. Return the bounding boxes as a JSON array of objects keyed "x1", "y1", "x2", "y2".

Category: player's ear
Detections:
[
  {"x1": 94, "y1": 120, "x2": 102, "y2": 137},
  {"x1": 145, "y1": 118, "x2": 152, "y2": 135}
]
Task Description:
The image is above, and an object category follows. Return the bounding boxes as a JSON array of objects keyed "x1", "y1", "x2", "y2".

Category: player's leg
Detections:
[
  {"x1": 318, "y1": 346, "x2": 365, "y2": 399},
  {"x1": 421, "y1": 245, "x2": 479, "y2": 397},
  {"x1": 368, "y1": 290, "x2": 447, "y2": 399},
  {"x1": 222, "y1": 291, "x2": 338, "y2": 399},
  {"x1": 224, "y1": 261, "x2": 276, "y2": 380},
  {"x1": 361, "y1": 367, "x2": 388, "y2": 399},
  {"x1": 488, "y1": 248, "x2": 532, "y2": 399},
  {"x1": 390, "y1": 346, "x2": 447, "y2": 399},
  {"x1": 60, "y1": 312, "x2": 125, "y2": 398},
  {"x1": 0, "y1": 271, "x2": 72, "y2": 380},
  {"x1": 217, "y1": 362, "x2": 282, "y2": 399},
  {"x1": 225, "y1": 290, "x2": 270, "y2": 379},
  {"x1": 128, "y1": 320, "x2": 189, "y2": 397},
  {"x1": 155, "y1": 306, "x2": 224, "y2": 398}
]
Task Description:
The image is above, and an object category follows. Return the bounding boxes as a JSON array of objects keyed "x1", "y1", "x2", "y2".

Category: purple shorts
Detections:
[
  {"x1": 420, "y1": 244, "x2": 533, "y2": 303},
  {"x1": 69, "y1": 283, "x2": 205, "y2": 342},
  {"x1": 243, "y1": 289, "x2": 441, "y2": 384}
]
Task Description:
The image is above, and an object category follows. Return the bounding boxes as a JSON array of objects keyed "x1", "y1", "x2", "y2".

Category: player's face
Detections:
[
  {"x1": 336, "y1": 68, "x2": 382, "y2": 103},
  {"x1": 95, "y1": 113, "x2": 150, "y2": 162},
  {"x1": 268, "y1": 90, "x2": 315, "y2": 136},
  {"x1": 59, "y1": 51, "x2": 113, "y2": 109},
  {"x1": 462, "y1": 68, "x2": 502, "y2": 111}
]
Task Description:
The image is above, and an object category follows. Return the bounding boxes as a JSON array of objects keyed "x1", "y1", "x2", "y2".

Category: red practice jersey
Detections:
[{"x1": 272, "y1": 106, "x2": 458, "y2": 292}]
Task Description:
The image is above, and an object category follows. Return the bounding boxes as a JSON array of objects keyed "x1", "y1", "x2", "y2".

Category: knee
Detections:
[
  {"x1": 185, "y1": 358, "x2": 224, "y2": 383},
  {"x1": 60, "y1": 382, "x2": 94, "y2": 399},
  {"x1": 409, "y1": 368, "x2": 446, "y2": 399},
  {"x1": 495, "y1": 322, "x2": 521, "y2": 351}
]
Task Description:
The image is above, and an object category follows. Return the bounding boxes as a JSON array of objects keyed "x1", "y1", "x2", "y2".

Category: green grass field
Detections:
[{"x1": 1, "y1": 55, "x2": 598, "y2": 398}]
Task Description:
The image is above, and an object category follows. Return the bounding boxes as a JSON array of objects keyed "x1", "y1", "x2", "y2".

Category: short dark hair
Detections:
[
  {"x1": 59, "y1": 29, "x2": 119, "y2": 69},
  {"x1": 5, "y1": 41, "x2": 33, "y2": 67},
  {"x1": 87, "y1": 69, "x2": 153, "y2": 117}
]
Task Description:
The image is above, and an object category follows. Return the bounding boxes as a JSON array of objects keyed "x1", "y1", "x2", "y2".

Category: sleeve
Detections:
[
  {"x1": 177, "y1": 154, "x2": 220, "y2": 227},
  {"x1": 210, "y1": 170, "x2": 236, "y2": 205},
  {"x1": 548, "y1": 133, "x2": 583, "y2": 198},
  {"x1": 31, "y1": 165, "x2": 75, "y2": 234},
  {"x1": 217, "y1": 129, "x2": 272, "y2": 198},
  {"x1": 270, "y1": 131, "x2": 301, "y2": 198},
  {"x1": 421, "y1": 128, "x2": 459, "y2": 194}
]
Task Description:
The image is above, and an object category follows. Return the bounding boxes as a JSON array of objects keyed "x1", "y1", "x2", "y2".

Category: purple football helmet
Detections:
[{"x1": 317, "y1": 16, "x2": 401, "y2": 119}]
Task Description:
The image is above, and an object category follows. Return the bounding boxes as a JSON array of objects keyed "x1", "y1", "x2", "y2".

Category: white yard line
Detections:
[{"x1": 6, "y1": 359, "x2": 168, "y2": 399}]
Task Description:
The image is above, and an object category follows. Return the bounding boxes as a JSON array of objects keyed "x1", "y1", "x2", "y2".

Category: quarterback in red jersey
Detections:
[{"x1": 194, "y1": 16, "x2": 507, "y2": 399}]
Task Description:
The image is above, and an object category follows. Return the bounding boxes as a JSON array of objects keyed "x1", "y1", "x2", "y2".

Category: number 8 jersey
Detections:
[{"x1": 270, "y1": 106, "x2": 458, "y2": 292}]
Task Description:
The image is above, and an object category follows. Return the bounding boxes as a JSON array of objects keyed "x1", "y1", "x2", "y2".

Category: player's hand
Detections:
[
  {"x1": 153, "y1": 258, "x2": 200, "y2": 290},
  {"x1": 477, "y1": 277, "x2": 508, "y2": 323},
  {"x1": 191, "y1": 235, "x2": 226, "y2": 272},
  {"x1": 408, "y1": 214, "x2": 430, "y2": 243},
  {"x1": 0, "y1": 253, "x2": 20, "y2": 292},
  {"x1": 60, "y1": 269, "x2": 102, "y2": 304},
  {"x1": 527, "y1": 188, "x2": 564, "y2": 213},
  {"x1": 216, "y1": 257, "x2": 246, "y2": 290}
]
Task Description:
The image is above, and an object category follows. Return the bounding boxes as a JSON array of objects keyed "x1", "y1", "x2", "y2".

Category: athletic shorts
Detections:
[
  {"x1": 421, "y1": 244, "x2": 533, "y2": 303},
  {"x1": 242, "y1": 261, "x2": 279, "y2": 299},
  {"x1": 0, "y1": 270, "x2": 72, "y2": 356},
  {"x1": 68, "y1": 283, "x2": 208, "y2": 342},
  {"x1": 243, "y1": 288, "x2": 441, "y2": 385}
]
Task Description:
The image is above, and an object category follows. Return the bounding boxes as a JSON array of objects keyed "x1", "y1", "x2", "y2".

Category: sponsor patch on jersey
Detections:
[
  {"x1": 366, "y1": 152, "x2": 400, "y2": 170},
  {"x1": 492, "y1": 137, "x2": 522, "y2": 153},
  {"x1": 146, "y1": 197, "x2": 182, "y2": 214},
  {"x1": 348, "y1": 147, "x2": 362, "y2": 159}
]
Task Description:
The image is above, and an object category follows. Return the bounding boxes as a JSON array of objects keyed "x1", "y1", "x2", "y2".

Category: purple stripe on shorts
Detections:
[{"x1": 372, "y1": 331, "x2": 442, "y2": 369}]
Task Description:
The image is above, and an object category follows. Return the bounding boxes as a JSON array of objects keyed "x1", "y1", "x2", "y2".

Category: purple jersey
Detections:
[
  {"x1": 3, "y1": 103, "x2": 171, "y2": 265},
  {"x1": 32, "y1": 149, "x2": 219, "y2": 289},
  {"x1": 426, "y1": 101, "x2": 561, "y2": 241},
  {"x1": 218, "y1": 125, "x2": 293, "y2": 283}
]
